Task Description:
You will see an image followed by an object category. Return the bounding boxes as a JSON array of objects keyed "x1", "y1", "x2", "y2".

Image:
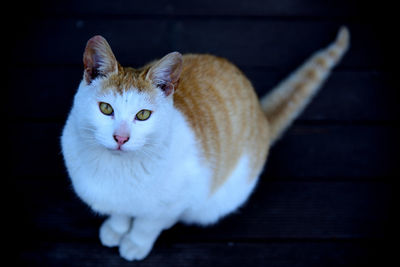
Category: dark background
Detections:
[{"x1": 7, "y1": 0, "x2": 397, "y2": 266}]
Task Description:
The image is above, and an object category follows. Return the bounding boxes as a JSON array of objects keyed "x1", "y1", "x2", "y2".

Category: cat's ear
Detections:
[
  {"x1": 146, "y1": 52, "x2": 182, "y2": 96},
  {"x1": 83, "y1": 35, "x2": 118, "y2": 84}
]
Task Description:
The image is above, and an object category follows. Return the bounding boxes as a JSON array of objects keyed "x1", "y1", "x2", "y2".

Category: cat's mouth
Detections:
[{"x1": 106, "y1": 145, "x2": 127, "y2": 153}]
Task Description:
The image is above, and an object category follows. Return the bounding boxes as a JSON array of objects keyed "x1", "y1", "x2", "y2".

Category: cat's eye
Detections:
[
  {"x1": 99, "y1": 102, "x2": 114, "y2": 115},
  {"x1": 136, "y1": 109, "x2": 152, "y2": 121}
]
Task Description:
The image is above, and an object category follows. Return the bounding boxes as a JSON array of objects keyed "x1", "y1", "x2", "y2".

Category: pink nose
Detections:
[{"x1": 113, "y1": 135, "x2": 129, "y2": 145}]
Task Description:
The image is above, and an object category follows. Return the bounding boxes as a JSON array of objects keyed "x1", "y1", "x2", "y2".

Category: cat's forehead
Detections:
[
  {"x1": 98, "y1": 88, "x2": 156, "y2": 108},
  {"x1": 100, "y1": 66, "x2": 156, "y2": 96}
]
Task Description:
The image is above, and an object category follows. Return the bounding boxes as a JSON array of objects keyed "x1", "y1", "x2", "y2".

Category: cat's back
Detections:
[{"x1": 174, "y1": 54, "x2": 270, "y2": 192}]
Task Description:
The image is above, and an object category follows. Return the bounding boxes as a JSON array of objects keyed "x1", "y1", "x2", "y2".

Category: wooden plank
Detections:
[
  {"x1": 267, "y1": 124, "x2": 397, "y2": 179},
  {"x1": 12, "y1": 178, "x2": 392, "y2": 242},
  {"x1": 8, "y1": 66, "x2": 396, "y2": 122},
  {"x1": 17, "y1": 240, "x2": 390, "y2": 267},
  {"x1": 10, "y1": 123, "x2": 397, "y2": 179},
  {"x1": 34, "y1": 0, "x2": 361, "y2": 18},
  {"x1": 11, "y1": 19, "x2": 385, "y2": 69}
]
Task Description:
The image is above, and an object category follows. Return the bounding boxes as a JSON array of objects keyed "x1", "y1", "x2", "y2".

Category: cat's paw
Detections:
[
  {"x1": 119, "y1": 235, "x2": 152, "y2": 261},
  {"x1": 99, "y1": 220, "x2": 124, "y2": 247}
]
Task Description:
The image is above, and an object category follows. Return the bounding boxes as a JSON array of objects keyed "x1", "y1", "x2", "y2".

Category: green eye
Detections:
[
  {"x1": 136, "y1": 109, "x2": 152, "y2": 121},
  {"x1": 99, "y1": 102, "x2": 113, "y2": 115}
]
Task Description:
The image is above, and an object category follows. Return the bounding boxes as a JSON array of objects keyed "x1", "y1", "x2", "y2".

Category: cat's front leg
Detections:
[
  {"x1": 119, "y1": 216, "x2": 176, "y2": 261},
  {"x1": 100, "y1": 214, "x2": 131, "y2": 247}
]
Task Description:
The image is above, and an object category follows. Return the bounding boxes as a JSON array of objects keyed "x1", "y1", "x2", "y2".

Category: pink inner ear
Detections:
[
  {"x1": 83, "y1": 35, "x2": 117, "y2": 84},
  {"x1": 147, "y1": 52, "x2": 182, "y2": 96},
  {"x1": 84, "y1": 54, "x2": 102, "y2": 82},
  {"x1": 159, "y1": 82, "x2": 174, "y2": 96}
]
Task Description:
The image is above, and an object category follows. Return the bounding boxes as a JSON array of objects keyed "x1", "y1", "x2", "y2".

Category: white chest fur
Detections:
[{"x1": 61, "y1": 107, "x2": 212, "y2": 218}]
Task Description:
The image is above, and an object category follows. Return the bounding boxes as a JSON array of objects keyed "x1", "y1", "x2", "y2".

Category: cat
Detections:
[{"x1": 61, "y1": 27, "x2": 349, "y2": 261}]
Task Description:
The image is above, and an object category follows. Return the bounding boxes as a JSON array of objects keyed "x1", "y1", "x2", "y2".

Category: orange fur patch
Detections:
[
  {"x1": 328, "y1": 49, "x2": 338, "y2": 60},
  {"x1": 305, "y1": 68, "x2": 319, "y2": 81},
  {"x1": 101, "y1": 65, "x2": 155, "y2": 95},
  {"x1": 173, "y1": 55, "x2": 270, "y2": 192},
  {"x1": 315, "y1": 57, "x2": 328, "y2": 68}
]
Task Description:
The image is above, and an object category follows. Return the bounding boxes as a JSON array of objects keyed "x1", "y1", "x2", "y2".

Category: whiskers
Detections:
[
  {"x1": 77, "y1": 125, "x2": 105, "y2": 150},
  {"x1": 138, "y1": 138, "x2": 168, "y2": 160},
  {"x1": 76, "y1": 124, "x2": 169, "y2": 162}
]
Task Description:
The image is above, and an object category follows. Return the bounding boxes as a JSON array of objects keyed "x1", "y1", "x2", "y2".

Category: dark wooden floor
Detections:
[{"x1": 7, "y1": 1, "x2": 397, "y2": 266}]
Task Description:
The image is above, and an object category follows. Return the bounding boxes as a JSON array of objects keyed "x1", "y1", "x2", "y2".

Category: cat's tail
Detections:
[{"x1": 261, "y1": 27, "x2": 350, "y2": 145}]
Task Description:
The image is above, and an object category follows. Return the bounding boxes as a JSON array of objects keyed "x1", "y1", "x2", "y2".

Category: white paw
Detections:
[
  {"x1": 99, "y1": 221, "x2": 124, "y2": 247},
  {"x1": 119, "y1": 236, "x2": 152, "y2": 261}
]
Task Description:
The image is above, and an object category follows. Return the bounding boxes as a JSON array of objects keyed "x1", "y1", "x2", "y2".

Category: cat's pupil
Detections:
[
  {"x1": 99, "y1": 102, "x2": 113, "y2": 115},
  {"x1": 136, "y1": 109, "x2": 151, "y2": 121}
]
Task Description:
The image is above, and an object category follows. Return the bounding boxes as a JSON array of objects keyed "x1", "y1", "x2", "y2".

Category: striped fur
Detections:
[{"x1": 261, "y1": 27, "x2": 350, "y2": 144}]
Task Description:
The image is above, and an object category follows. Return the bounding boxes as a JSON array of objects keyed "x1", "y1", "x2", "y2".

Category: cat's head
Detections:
[{"x1": 73, "y1": 35, "x2": 182, "y2": 153}]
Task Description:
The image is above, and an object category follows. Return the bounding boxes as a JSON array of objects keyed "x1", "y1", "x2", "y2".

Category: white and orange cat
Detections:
[{"x1": 61, "y1": 27, "x2": 349, "y2": 261}]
